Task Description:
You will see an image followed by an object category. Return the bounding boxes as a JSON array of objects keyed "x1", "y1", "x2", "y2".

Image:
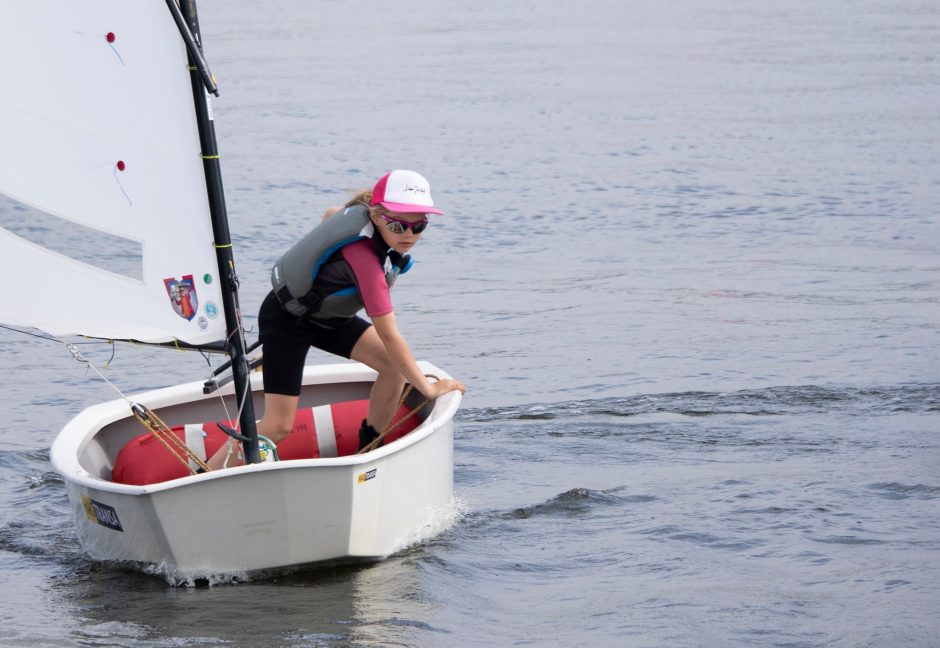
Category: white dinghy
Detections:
[
  {"x1": 50, "y1": 362, "x2": 460, "y2": 576},
  {"x1": 0, "y1": 1, "x2": 460, "y2": 577}
]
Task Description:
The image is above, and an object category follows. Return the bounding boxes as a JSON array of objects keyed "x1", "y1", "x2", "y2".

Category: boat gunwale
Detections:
[{"x1": 50, "y1": 360, "x2": 460, "y2": 495}]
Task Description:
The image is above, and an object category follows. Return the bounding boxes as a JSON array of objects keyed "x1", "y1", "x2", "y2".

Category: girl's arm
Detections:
[{"x1": 371, "y1": 312, "x2": 465, "y2": 399}]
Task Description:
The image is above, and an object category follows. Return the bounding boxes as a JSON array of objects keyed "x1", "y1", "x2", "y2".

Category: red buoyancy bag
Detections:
[{"x1": 111, "y1": 400, "x2": 420, "y2": 485}]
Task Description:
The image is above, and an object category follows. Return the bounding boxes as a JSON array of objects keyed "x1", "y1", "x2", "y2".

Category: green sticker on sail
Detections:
[{"x1": 203, "y1": 274, "x2": 213, "y2": 284}]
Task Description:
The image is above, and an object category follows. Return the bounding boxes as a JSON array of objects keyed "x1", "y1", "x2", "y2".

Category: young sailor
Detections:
[{"x1": 207, "y1": 170, "x2": 465, "y2": 469}]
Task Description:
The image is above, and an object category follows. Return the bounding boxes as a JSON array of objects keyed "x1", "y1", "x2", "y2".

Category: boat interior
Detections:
[{"x1": 76, "y1": 376, "x2": 431, "y2": 482}]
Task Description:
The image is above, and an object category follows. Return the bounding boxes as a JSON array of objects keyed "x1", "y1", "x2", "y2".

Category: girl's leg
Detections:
[
  {"x1": 205, "y1": 292, "x2": 313, "y2": 469},
  {"x1": 205, "y1": 392, "x2": 299, "y2": 471},
  {"x1": 258, "y1": 393, "x2": 301, "y2": 444},
  {"x1": 349, "y1": 326, "x2": 406, "y2": 432}
]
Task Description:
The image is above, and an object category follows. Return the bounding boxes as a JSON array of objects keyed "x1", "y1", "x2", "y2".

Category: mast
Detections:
[{"x1": 172, "y1": 0, "x2": 261, "y2": 464}]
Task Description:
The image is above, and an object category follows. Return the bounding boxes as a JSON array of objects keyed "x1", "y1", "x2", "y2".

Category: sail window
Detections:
[{"x1": 0, "y1": 194, "x2": 143, "y2": 281}]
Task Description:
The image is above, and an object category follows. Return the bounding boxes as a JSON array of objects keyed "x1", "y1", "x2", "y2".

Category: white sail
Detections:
[{"x1": 0, "y1": 1, "x2": 226, "y2": 344}]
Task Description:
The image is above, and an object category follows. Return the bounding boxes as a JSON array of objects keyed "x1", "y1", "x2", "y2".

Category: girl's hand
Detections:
[{"x1": 426, "y1": 378, "x2": 466, "y2": 399}]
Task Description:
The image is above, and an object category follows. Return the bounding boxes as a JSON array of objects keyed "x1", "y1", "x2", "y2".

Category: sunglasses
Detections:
[{"x1": 378, "y1": 213, "x2": 429, "y2": 235}]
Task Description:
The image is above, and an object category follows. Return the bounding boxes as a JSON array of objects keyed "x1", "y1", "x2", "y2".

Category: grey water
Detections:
[{"x1": 0, "y1": 0, "x2": 938, "y2": 645}]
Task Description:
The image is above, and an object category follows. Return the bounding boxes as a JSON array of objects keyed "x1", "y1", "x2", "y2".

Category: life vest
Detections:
[
  {"x1": 270, "y1": 203, "x2": 412, "y2": 321},
  {"x1": 111, "y1": 399, "x2": 420, "y2": 485}
]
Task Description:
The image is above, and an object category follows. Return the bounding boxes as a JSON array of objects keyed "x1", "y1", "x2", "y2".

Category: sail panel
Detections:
[
  {"x1": 0, "y1": 1, "x2": 227, "y2": 344},
  {"x1": 0, "y1": 227, "x2": 225, "y2": 345}
]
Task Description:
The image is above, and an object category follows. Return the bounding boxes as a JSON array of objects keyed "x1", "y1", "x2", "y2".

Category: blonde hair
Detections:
[{"x1": 345, "y1": 190, "x2": 388, "y2": 218}]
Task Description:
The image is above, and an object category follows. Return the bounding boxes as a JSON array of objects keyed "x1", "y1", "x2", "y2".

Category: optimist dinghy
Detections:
[
  {"x1": 50, "y1": 362, "x2": 460, "y2": 575},
  {"x1": 0, "y1": 1, "x2": 460, "y2": 576}
]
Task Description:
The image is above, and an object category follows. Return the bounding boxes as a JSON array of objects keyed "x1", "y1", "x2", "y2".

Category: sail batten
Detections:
[{"x1": 0, "y1": 1, "x2": 226, "y2": 344}]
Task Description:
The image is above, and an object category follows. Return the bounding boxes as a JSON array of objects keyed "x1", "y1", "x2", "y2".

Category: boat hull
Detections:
[{"x1": 51, "y1": 362, "x2": 458, "y2": 577}]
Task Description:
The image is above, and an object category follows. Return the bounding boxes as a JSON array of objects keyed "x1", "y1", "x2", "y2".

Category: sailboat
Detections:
[{"x1": 0, "y1": 1, "x2": 460, "y2": 578}]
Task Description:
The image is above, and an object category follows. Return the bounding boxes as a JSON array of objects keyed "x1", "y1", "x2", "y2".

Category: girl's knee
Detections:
[
  {"x1": 376, "y1": 365, "x2": 405, "y2": 385},
  {"x1": 370, "y1": 354, "x2": 399, "y2": 377},
  {"x1": 260, "y1": 416, "x2": 294, "y2": 444}
]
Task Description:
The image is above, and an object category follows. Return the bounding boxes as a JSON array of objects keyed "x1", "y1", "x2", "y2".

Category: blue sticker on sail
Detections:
[
  {"x1": 164, "y1": 275, "x2": 199, "y2": 321},
  {"x1": 205, "y1": 301, "x2": 219, "y2": 319},
  {"x1": 82, "y1": 495, "x2": 124, "y2": 532}
]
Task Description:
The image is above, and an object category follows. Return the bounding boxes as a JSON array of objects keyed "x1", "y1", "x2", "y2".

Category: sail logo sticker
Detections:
[
  {"x1": 164, "y1": 275, "x2": 199, "y2": 321},
  {"x1": 82, "y1": 495, "x2": 124, "y2": 532},
  {"x1": 357, "y1": 468, "x2": 377, "y2": 484}
]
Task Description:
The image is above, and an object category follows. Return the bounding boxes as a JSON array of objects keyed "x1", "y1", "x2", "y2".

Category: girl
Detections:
[{"x1": 208, "y1": 170, "x2": 465, "y2": 469}]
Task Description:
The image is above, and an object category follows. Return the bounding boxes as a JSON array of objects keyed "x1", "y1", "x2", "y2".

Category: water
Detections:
[{"x1": 1, "y1": 0, "x2": 938, "y2": 645}]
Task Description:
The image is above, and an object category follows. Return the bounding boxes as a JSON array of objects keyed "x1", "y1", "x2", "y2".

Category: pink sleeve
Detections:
[{"x1": 340, "y1": 240, "x2": 393, "y2": 317}]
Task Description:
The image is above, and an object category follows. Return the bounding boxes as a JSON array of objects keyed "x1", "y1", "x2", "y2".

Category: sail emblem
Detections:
[{"x1": 164, "y1": 275, "x2": 199, "y2": 321}]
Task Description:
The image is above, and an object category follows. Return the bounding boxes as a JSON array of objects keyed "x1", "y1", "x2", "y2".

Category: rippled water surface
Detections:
[{"x1": 1, "y1": 0, "x2": 938, "y2": 646}]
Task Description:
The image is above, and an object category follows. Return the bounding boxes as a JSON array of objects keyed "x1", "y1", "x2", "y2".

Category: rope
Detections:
[
  {"x1": 357, "y1": 374, "x2": 440, "y2": 454},
  {"x1": 0, "y1": 324, "x2": 105, "y2": 346},
  {"x1": 68, "y1": 343, "x2": 212, "y2": 474},
  {"x1": 67, "y1": 344, "x2": 132, "y2": 402},
  {"x1": 2, "y1": 324, "x2": 255, "y2": 475},
  {"x1": 220, "y1": 301, "x2": 253, "y2": 441},
  {"x1": 131, "y1": 403, "x2": 210, "y2": 475}
]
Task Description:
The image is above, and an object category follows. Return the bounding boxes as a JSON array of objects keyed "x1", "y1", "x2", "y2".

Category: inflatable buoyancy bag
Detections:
[{"x1": 111, "y1": 399, "x2": 420, "y2": 485}]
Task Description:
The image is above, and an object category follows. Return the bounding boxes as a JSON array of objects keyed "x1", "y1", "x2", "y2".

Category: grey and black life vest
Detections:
[{"x1": 271, "y1": 203, "x2": 412, "y2": 321}]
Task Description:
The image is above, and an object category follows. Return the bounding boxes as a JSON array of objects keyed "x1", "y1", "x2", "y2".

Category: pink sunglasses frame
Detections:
[{"x1": 378, "y1": 213, "x2": 429, "y2": 234}]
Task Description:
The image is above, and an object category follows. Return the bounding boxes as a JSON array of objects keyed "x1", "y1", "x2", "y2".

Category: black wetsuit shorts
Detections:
[{"x1": 257, "y1": 291, "x2": 371, "y2": 396}]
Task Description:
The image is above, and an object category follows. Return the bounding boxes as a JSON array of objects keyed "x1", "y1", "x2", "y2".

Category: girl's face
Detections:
[{"x1": 373, "y1": 211, "x2": 428, "y2": 255}]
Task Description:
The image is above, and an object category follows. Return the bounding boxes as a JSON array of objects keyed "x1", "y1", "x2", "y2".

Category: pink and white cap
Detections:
[{"x1": 370, "y1": 170, "x2": 444, "y2": 215}]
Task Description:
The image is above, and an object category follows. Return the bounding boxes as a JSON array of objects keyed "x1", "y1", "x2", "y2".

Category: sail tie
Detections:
[
  {"x1": 113, "y1": 161, "x2": 132, "y2": 206},
  {"x1": 105, "y1": 32, "x2": 125, "y2": 65}
]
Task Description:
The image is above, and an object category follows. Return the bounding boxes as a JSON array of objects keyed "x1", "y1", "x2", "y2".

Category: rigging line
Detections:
[
  {"x1": 0, "y1": 324, "x2": 110, "y2": 346},
  {"x1": 201, "y1": 341, "x2": 233, "y2": 426},
  {"x1": 208, "y1": 299, "x2": 254, "y2": 429},
  {"x1": 198, "y1": 346, "x2": 212, "y2": 369},
  {"x1": 210, "y1": 359, "x2": 251, "y2": 441},
  {"x1": 219, "y1": 309, "x2": 254, "y2": 435},
  {"x1": 104, "y1": 340, "x2": 116, "y2": 368},
  {"x1": 0, "y1": 324, "x2": 64, "y2": 344},
  {"x1": 0, "y1": 325, "x2": 222, "y2": 354},
  {"x1": 232, "y1": 374, "x2": 250, "y2": 434},
  {"x1": 233, "y1": 306, "x2": 251, "y2": 354},
  {"x1": 66, "y1": 344, "x2": 132, "y2": 404},
  {"x1": 228, "y1": 350, "x2": 254, "y2": 435},
  {"x1": 224, "y1": 309, "x2": 252, "y2": 355},
  {"x1": 211, "y1": 324, "x2": 253, "y2": 434}
]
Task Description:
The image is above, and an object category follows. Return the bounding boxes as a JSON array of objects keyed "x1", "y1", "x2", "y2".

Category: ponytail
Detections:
[{"x1": 345, "y1": 190, "x2": 387, "y2": 218}]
